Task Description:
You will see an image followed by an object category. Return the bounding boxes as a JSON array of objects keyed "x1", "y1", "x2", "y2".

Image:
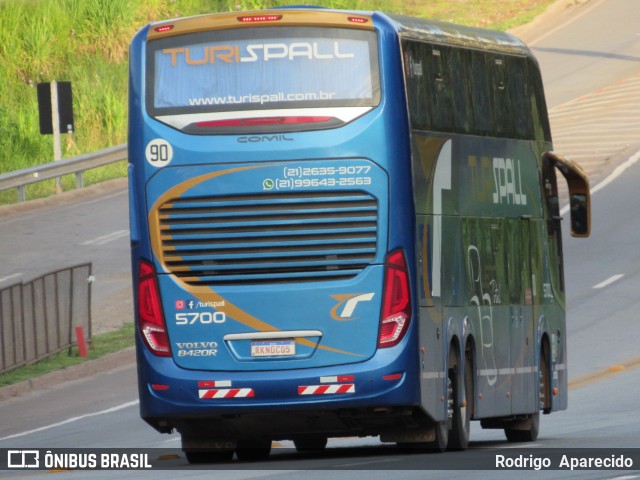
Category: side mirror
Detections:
[
  {"x1": 569, "y1": 193, "x2": 589, "y2": 237},
  {"x1": 543, "y1": 151, "x2": 591, "y2": 238}
]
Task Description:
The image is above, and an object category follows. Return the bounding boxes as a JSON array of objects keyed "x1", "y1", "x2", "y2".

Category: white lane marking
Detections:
[
  {"x1": 81, "y1": 229, "x2": 129, "y2": 246},
  {"x1": 0, "y1": 273, "x2": 22, "y2": 284},
  {"x1": 593, "y1": 274, "x2": 625, "y2": 289},
  {"x1": 560, "y1": 149, "x2": 640, "y2": 216},
  {"x1": 0, "y1": 400, "x2": 139, "y2": 442},
  {"x1": 591, "y1": 149, "x2": 640, "y2": 195}
]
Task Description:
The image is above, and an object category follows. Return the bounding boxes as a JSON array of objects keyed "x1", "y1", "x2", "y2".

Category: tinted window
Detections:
[
  {"x1": 147, "y1": 27, "x2": 380, "y2": 116},
  {"x1": 402, "y1": 40, "x2": 551, "y2": 141}
]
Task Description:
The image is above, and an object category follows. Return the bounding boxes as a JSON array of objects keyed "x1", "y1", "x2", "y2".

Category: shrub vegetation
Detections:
[{"x1": 0, "y1": 0, "x2": 553, "y2": 203}]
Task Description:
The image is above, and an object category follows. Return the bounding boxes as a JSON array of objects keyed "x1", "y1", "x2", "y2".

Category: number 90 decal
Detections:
[
  {"x1": 145, "y1": 138, "x2": 173, "y2": 168},
  {"x1": 176, "y1": 312, "x2": 226, "y2": 325}
]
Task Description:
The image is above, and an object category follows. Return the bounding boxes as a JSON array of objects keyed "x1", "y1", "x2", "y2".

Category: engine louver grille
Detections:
[{"x1": 157, "y1": 191, "x2": 378, "y2": 285}]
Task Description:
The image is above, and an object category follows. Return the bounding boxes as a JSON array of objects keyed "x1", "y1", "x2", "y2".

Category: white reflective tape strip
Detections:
[
  {"x1": 198, "y1": 388, "x2": 254, "y2": 399},
  {"x1": 554, "y1": 363, "x2": 566, "y2": 371},
  {"x1": 298, "y1": 384, "x2": 355, "y2": 395},
  {"x1": 299, "y1": 386, "x2": 315, "y2": 395},
  {"x1": 214, "y1": 380, "x2": 232, "y2": 387},
  {"x1": 320, "y1": 376, "x2": 338, "y2": 383},
  {"x1": 515, "y1": 367, "x2": 535, "y2": 374},
  {"x1": 425, "y1": 368, "x2": 537, "y2": 379},
  {"x1": 478, "y1": 367, "x2": 537, "y2": 378}
]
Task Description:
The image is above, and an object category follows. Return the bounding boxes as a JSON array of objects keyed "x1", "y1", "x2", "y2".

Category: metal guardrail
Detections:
[
  {"x1": 0, "y1": 144, "x2": 127, "y2": 202},
  {"x1": 0, "y1": 264, "x2": 93, "y2": 375}
]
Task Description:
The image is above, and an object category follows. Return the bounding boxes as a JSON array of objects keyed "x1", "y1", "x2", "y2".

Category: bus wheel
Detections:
[
  {"x1": 235, "y1": 439, "x2": 272, "y2": 461},
  {"x1": 539, "y1": 339, "x2": 552, "y2": 414},
  {"x1": 504, "y1": 412, "x2": 539, "y2": 443},
  {"x1": 396, "y1": 422, "x2": 448, "y2": 453},
  {"x1": 448, "y1": 353, "x2": 472, "y2": 450},
  {"x1": 294, "y1": 437, "x2": 328, "y2": 452},
  {"x1": 427, "y1": 421, "x2": 449, "y2": 452},
  {"x1": 182, "y1": 435, "x2": 235, "y2": 464},
  {"x1": 505, "y1": 342, "x2": 547, "y2": 442},
  {"x1": 184, "y1": 448, "x2": 234, "y2": 464}
]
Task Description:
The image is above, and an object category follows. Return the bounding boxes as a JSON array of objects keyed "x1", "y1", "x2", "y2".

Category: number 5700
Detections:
[{"x1": 176, "y1": 312, "x2": 226, "y2": 325}]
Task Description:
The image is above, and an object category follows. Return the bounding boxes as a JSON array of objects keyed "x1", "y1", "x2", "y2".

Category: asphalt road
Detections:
[{"x1": 1, "y1": 0, "x2": 640, "y2": 478}]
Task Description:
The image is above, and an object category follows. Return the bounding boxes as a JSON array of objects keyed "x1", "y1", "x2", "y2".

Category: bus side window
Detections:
[
  {"x1": 427, "y1": 47, "x2": 454, "y2": 131},
  {"x1": 527, "y1": 59, "x2": 552, "y2": 142},
  {"x1": 470, "y1": 51, "x2": 494, "y2": 136}
]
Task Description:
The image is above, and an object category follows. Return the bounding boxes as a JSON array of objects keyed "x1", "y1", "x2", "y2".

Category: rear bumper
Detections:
[{"x1": 136, "y1": 334, "x2": 424, "y2": 438}]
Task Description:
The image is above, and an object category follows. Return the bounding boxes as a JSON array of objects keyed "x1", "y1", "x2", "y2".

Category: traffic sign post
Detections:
[{"x1": 37, "y1": 81, "x2": 75, "y2": 192}]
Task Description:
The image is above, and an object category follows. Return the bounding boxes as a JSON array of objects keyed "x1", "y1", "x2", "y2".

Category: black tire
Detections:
[
  {"x1": 184, "y1": 449, "x2": 234, "y2": 464},
  {"x1": 447, "y1": 353, "x2": 472, "y2": 450},
  {"x1": 294, "y1": 437, "x2": 328, "y2": 452},
  {"x1": 505, "y1": 412, "x2": 539, "y2": 442},
  {"x1": 540, "y1": 340, "x2": 552, "y2": 414},
  {"x1": 235, "y1": 439, "x2": 272, "y2": 461},
  {"x1": 427, "y1": 420, "x2": 449, "y2": 452},
  {"x1": 504, "y1": 341, "x2": 547, "y2": 443}
]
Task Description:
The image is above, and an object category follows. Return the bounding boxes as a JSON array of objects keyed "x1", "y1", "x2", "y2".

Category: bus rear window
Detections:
[{"x1": 146, "y1": 27, "x2": 380, "y2": 118}]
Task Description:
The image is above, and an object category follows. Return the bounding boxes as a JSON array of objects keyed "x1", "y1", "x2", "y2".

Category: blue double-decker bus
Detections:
[{"x1": 128, "y1": 8, "x2": 590, "y2": 462}]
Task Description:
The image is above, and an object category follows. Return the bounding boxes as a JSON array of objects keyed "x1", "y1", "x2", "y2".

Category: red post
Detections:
[{"x1": 75, "y1": 326, "x2": 89, "y2": 358}]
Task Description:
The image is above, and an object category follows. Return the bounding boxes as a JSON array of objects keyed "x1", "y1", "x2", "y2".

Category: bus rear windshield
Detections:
[{"x1": 146, "y1": 27, "x2": 380, "y2": 117}]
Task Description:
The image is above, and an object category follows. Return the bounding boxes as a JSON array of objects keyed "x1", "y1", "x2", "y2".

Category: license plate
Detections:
[{"x1": 250, "y1": 340, "x2": 296, "y2": 357}]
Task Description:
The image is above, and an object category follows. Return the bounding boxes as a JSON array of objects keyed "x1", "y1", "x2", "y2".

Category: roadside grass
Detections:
[
  {"x1": 0, "y1": 322, "x2": 135, "y2": 388},
  {"x1": 0, "y1": 0, "x2": 556, "y2": 205}
]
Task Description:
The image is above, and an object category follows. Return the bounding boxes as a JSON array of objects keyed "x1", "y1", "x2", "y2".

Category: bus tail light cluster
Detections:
[
  {"x1": 137, "y1": 260, "x2": 171, "y2": 357},
  {"x1": 378, "y1": 249, "x2": 411, "y2": 348},
  {"x1": 237, "y1": 14, "x2": 283, "y2": 23}
]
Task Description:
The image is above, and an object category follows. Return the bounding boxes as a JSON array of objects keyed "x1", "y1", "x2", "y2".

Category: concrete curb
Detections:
[
  {"x1": 0, "y1": 347, "x2": 135, "y2": 402},
  {"x1": 0, "y1": 177, "x2": 128, "y2": 217}
]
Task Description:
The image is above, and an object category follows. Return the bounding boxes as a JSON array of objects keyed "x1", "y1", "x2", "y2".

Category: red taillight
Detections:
[
  {"x1": 154, "y1": 25, "x2": 174, "y2": 33},
  {"x1": 378, "y1": 249, "x2": 412, "y2": 348},
  {"x1": 138, "y1": 260, "x2": 170, "y2": 357},
  {"x1": 347, "y1": 16, "x2": 369, "y2": 24},
  {"x1": 237, "y1": 14, "x2": 283, "y2": 23}
]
